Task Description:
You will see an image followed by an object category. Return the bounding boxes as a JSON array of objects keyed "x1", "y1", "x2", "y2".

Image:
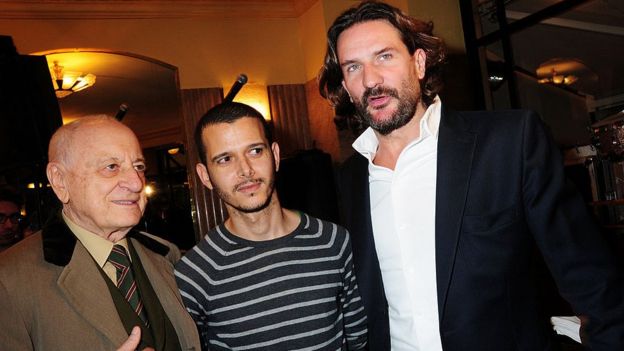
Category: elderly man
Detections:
[{"x1": 0, "y1": 116, "x2": 200, "y2": 351}]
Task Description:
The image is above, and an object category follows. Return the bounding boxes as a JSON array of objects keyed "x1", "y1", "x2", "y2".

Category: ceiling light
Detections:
[
  {"x1": 50, "y1": 61, "x2": 96, "y2": 98},
  {"x1": 536, "y1": 58, "x2": 595, "y2": 87},
  {"x1": 539, "y1": 69, "x2": 575, "y2": 85}
]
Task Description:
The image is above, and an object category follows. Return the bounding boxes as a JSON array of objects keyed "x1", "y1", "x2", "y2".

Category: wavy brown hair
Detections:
[{"x1": 318, "y1": 1, "x2": 446, "y2": 114}]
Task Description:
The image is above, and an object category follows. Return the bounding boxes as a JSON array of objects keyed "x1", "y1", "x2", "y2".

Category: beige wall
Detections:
[
  {"x1": 299, "y1": 0, "x2": 328, "y2": 82},
  {"x1": 0, "y1": 14, "x2": 307, "y2": 89},
  {"x1": 406, "y1": 0, "x2": 466, "y2": 54}
]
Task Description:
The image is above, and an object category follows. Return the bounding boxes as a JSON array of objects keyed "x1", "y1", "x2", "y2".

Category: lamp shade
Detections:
[{"x1": 50, "y1": 61, "x2": 96, "y2": 98}]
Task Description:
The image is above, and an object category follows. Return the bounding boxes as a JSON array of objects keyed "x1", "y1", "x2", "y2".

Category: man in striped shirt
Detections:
[{"x1": 175, "y1": 102, "x2": 367, "y2": 350}]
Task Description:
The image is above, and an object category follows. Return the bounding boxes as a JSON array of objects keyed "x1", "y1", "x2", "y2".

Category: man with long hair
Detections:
[{"x1": 319, "y1": 1, "x2": 623, "y2": 350}]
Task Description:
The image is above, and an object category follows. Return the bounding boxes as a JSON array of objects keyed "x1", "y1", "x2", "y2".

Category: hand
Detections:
[{"x1": 116, "y1": 326, "x2": 155, "y2": 351}]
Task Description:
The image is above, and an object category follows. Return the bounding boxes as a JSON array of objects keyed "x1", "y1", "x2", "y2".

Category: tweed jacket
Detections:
[{"x1": 0, "y1": 214, "x2": 200, "y2": 351}]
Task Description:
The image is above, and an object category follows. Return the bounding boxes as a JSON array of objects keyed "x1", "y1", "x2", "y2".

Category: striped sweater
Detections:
[{"x1": 174, "y1": 213, "x2": 367, "y2": 350}]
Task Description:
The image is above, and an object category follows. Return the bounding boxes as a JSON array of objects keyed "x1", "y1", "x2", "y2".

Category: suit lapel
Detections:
[
  {"x1": 340, "y1": 154, "x2": 387, "y2": 322},
  {"x1": 57, "y1": 243, "x2": 128, "y2": 346},
  {"x1": 435, "y1": 108, "x2": 476, "y2": 321},
  {"x1": 132, "y1": 238, "x2": 195, "y2": 349},
  {"x1": 348, "y1": 155, "x2": 376, "y2": 271}
]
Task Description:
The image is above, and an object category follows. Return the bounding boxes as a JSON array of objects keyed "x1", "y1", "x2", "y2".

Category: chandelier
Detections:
[
  {"x1": 537, "y1": 69, "x2": 578, "y2": 85},
  {"x1": 50, "y1": 61, "x2": 96, "y2": 98},
  {"x1": 536, "y1": 58, "x2": 593, "y2": 87}
]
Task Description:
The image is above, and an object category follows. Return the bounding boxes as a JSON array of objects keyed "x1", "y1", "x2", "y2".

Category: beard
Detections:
[
  {"x1": 217, "y1": 178, "x2": 275, "y2": 214},
  {"x1": 210, "y1": 164, "x2": 277, "y2": 214},
  {"x1": 353, "y1": 79, "x2": 421, "y2": 135}
]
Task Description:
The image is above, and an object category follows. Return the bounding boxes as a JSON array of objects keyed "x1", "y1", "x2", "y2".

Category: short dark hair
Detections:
[
  {"x1": 0, "y1": 185, "x2": 23, "y2": 208},
  {"x1": 318, "y1": 1, "x2": 446, "y2": 112},
  {"x1": 194, "y1": 102, "x2": 273, "y2": 165}
]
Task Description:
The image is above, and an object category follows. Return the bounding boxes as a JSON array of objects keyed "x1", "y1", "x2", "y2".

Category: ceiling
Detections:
[{"x1": 479, "y1": 0, "x2": 624, "y2": 110}]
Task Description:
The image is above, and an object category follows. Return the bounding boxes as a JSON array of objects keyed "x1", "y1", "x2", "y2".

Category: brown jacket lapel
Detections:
[{"x1": 56, "y1": 242, "x2": 129, "y2": 346}]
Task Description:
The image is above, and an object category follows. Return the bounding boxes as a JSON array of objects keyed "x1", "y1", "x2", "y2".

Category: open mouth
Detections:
[{"x1": 367, "y1": 95, "x2": 391, "y2": 109}]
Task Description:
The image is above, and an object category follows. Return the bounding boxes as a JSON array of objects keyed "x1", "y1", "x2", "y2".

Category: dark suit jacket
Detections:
[
  {"x1": 0, "y1": 213, "x2": 200, "y2": 351},
  {"x1": 338, "y1": 108, "x2": 624, "y2": 351}
]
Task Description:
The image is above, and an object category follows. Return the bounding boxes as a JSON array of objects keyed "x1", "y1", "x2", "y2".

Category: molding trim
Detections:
[{"x1": 0, "y1": 0, "x2": 318, "y2": 20}]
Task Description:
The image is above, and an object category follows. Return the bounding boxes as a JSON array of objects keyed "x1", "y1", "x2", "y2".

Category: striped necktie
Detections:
[{"x1": 107, "y1": 244, "x2": 149, "y2": 326}]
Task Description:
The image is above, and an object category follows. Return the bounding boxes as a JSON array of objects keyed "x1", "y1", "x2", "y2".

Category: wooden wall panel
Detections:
[
  {"x1": 268, "y1": 84, "x2": 313, "y2": 157},
  {"x1": 304, "y1": 78, "x2": 344, "y2": 162},
  {"x1": 180, "y1": 88, "x2": 225, "y2": 242}
]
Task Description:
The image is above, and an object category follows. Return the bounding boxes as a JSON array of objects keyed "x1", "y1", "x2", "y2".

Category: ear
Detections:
[
  {"x1": 414, "y1": 48, "x2": 427, "y2": 80},
  {"x1": 195, "y1": 163, "x2": 214, "y2": 190},
  {"x1": 46, "y1": 162, "x2": 70, "y2": 204},
  {"x1": 271, "y1": 142, "x2": 281, "y2": 172}
]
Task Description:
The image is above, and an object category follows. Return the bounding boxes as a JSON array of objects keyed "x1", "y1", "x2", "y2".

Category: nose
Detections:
[
  {"x1": 1, "y1": 219, "x2": 12, "y2": 229},
  {"x1": 237, "y1": 156, "x2": 255, "y2": 178},
  {"x1": 362, "y1": 64, "x2": 383, "y2": 89},
  {"x1": 119, "y1": 167, "x2": 145, "y2": 192}
]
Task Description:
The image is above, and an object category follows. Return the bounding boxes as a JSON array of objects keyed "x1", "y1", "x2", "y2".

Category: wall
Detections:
[
  {"x1": 406, "y1": 0, "x2": 465, "y2": 54},
  {"x1": 0, "y1": 5, "x2": 307, "y2": 89}
]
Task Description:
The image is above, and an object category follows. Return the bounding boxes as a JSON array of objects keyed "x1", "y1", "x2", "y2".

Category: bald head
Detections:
[{"x1": 48, "y1": 115, "x2": 132, "y2": 166}]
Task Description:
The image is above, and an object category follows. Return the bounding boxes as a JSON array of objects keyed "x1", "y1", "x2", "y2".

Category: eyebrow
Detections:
[
  {"x1": 97, "y1": 156, "x2": 145, "y2": 164},
  {"x1": 209, "y1": 142, "x2": 267, "y2": 163},
  {"x1": 247, "y1": 142, "x2": 267, "y2": 149},
  {"x1": 340, "y1": 47, "x2": 394, "y2": 68},
  {"x1": 210, "y1": 152, "x2": 230, "y2": 163}
]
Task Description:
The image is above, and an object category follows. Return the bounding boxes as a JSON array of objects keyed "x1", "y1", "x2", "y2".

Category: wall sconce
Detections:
[
  {"x1": 50, "y1": 61, "x2": 96, "y2": 98},
  {"x1": 225, "y1": 82, "x2": 272, "y2": 121}
]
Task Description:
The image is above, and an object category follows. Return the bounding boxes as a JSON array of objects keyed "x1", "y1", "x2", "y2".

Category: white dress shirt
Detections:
[{"x1": 352, "y1": 96, "x2": 443, "y2": 351}]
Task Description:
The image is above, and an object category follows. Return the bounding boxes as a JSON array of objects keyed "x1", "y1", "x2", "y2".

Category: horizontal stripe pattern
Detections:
[{"x1": 175, "y1": 213, "x2": 367, "y2": 350}]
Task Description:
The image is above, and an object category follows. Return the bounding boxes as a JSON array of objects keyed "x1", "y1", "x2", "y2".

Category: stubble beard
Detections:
[
  {"x1": 353, "y1": 79, "x2": 420, "y2": 135},
  {"x1": 211, "y1": 166, "x2": 277, "y2": 214}
]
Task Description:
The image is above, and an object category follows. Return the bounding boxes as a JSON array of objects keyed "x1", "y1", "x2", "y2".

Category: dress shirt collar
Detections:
[
  {"x1": 62, "y1": 211, "x2": 130, "y2": 268},
  {"x1": 353, "y1": 95, "x2": 442, "y2": 162}
]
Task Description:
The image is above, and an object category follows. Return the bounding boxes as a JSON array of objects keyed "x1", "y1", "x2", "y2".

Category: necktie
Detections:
[{"x1": 107, "y1": 244, "x2": 149, "y2": 326}]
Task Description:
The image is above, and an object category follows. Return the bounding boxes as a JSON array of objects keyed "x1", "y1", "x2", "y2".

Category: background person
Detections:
[{"x1": 0, "y1": 185, "x2": 24, "y2": 252}]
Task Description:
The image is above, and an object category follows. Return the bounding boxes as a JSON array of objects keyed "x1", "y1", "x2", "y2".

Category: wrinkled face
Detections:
[
  {"x1": 338, "y1": 20, "x2": 426, "y2": 135},
  {"x1": 196, "y1": 117, "x2": 279, "y2": 214},
  {"x1": 0, "y1": 201, "x2": 21, "y2": 245},
  {"x1": 51, "y1": 122, "x2": 147, "y2": 239}
]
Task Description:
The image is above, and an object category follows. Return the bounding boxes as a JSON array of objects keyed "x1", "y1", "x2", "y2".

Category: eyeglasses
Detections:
[{"x1": 0, "y1": 212, "x2": 22, "y2": 225}]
